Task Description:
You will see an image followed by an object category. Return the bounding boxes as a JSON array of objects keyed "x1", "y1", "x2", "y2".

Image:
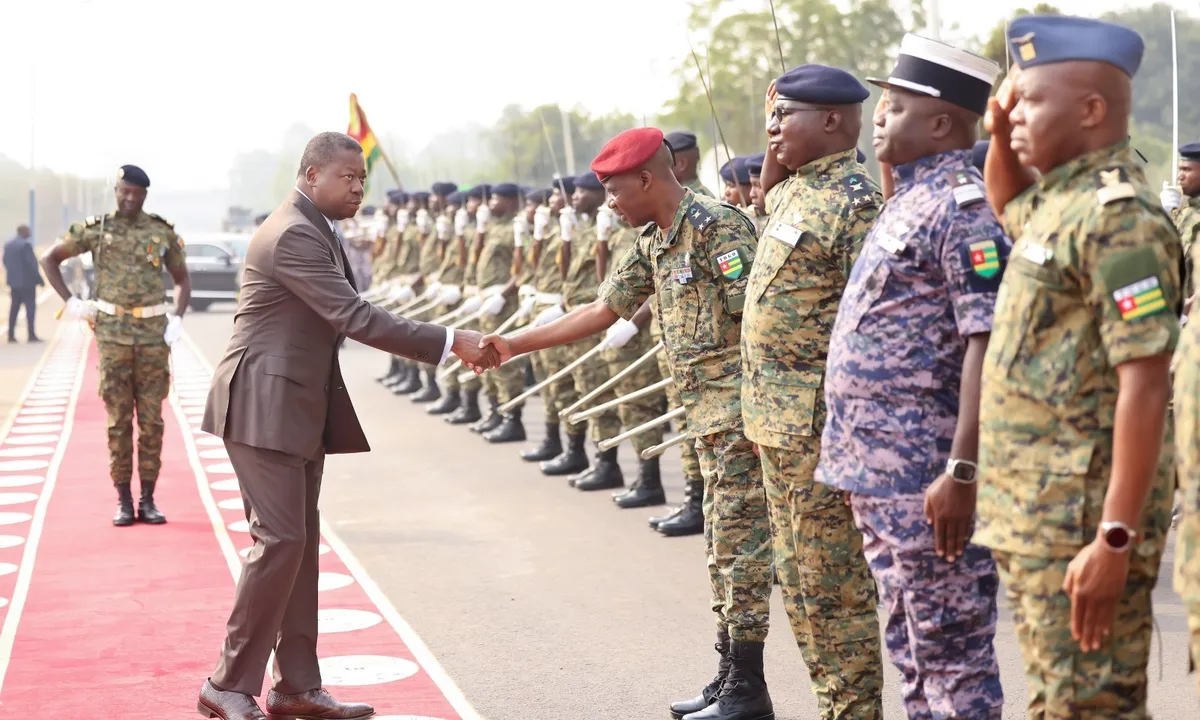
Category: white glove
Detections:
[
  {"x1": 603, "y1": 317, "x2": 639, "y2": 349},
  {"x1": 454, "y1": 208, "x2": 469, "y2": 236},
  {"x1": 392, "y1": 285, "x2": 416, "y2": 304},
  {"x1": 480, "y1": 294, "x2": 506, "y2": 316},
  {"x1": 164, "y1": 314, "x2": 183, "y2": 345},
  {"x1": 476, "y1": 205, "x2": 491, "y2": 232},
  {"x1": 533, "y1": 206, "x2": 551, "y2": 241},
  {"x1": 1161, "y1": 182, "x2": 1182, "y2": 211},
  {"x1": 66, "y1": 296, "x2": 94, "y2": 320},
  {"x1": 423, "y1": 281, "x2": 443, "y2": 299},
  {"x1": 513, "y1": 218, "x2": 528, "y2": 248},
  {"x1": 559, "y1": 207, "x2": 577, "y2": 243},
  {"x1": 459, "y1": 295, "x2": 483, "y2": 315},
  {"x1": 397, "y1": 209, "x2": 410, "y2": 231},
  {"x1": 416, "y1": 209, "x2": 431, "y2": 233},
  {"x1": 436, "y1": 215, "x2": 450, "y2": 240},
  {"x1": 515, "y1": 294, "x2": 537, "y2": 320},
  {"x1": 534, "y1": 304, "x2": 565, "y2": 327},
  {"x1": 596, "y1": 206, "x2": 614, "y2": 242},
  {"x1": 439, "y1": 284, "x2": 462, "y2": 305}
]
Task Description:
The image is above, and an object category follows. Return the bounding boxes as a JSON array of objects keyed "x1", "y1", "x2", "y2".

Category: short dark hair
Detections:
[{"x1": 297, "y1": 132, "x2": 362, "y2": 179}]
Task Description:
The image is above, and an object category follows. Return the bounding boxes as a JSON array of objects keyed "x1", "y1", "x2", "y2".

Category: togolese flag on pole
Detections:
[{"x1": 347, "y1": 93, "x2": 383, "y2": 182}]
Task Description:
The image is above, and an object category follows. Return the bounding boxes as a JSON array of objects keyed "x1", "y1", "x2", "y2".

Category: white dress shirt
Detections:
[{"x1": 295, "y1": 187, "x2": 454, "y2": 364}]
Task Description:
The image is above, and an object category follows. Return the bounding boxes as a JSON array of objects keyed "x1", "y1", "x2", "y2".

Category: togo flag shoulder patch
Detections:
[
  {"x1": 969, "y1": 240, "x2": 1001, "y2": 278},
  {"x1": 715, "y1": 248, "x2": 745, "y2": 280},
  {"x1": 1112, "y1": 276, "x2": 1167, "y2": 320}
]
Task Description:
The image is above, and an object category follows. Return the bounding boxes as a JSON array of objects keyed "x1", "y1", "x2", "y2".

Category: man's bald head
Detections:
[
  {"x1": 599, "y1": 142, "x2": 684, "y2": 227},
  {"x1": 1010, "y1": 60, "x2": 1131, "y2": 175}
]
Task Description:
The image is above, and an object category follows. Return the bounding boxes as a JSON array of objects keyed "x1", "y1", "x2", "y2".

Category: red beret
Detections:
[{"x1": 590, "y1": 127, "x2": 666, "y2": 181}]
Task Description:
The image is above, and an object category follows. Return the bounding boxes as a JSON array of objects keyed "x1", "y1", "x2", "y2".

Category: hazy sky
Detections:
[{"x1": 2, "y1": 0, "x2": 1191, "y2": 192}]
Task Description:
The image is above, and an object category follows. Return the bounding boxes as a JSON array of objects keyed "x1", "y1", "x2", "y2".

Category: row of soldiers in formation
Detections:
[{"x1": 343, "y1": 15, "x2": 1196, "y2": 720}]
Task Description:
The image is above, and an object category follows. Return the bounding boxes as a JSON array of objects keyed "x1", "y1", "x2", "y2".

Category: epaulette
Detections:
[
  {"x1": 148, "y1": 212, "x2": 175, "y2": 228},
  {"x1": 950, "y1": 170, "x2": 986, "y2": 208},
  {"x1": 84, "y1": 215, "x2": 103, "y2": 227},
  {"x1": 1095, "y1": 166, "x2": 1136, "y2": 206},
  {"x1": 841, "y1": 173, "x2": 877, "y2": 211},
  {"x1": 685, "y1": 200, "x2": 719, "y2": 233}
]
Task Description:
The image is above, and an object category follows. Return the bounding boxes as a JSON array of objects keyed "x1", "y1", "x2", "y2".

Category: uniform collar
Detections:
[
  {"x1": 795, "y1": 148, "x2": 857, "y2": 178},
  {"x1": 1036, "y1": 140, "x2": 1132, "y2": 193},
  {"x1": 893, "y1": 149, "x2": 973, "y2": 190}
]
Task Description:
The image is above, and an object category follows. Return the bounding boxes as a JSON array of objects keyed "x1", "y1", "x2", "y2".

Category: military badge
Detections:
[
  {"x1": 1112, "y1": 276, "x2": 1167, "y2": 320},
  {"x1": 952, "y1": 172, "x2": 985, "y2": 207},
  {"x1": 672, "y1": 266, "x2": 693, "y2": 284},
  {"x1": 1095, "y1": 167, "x2": 1135, "y2": 205},
  {"x1": 969, "y1": 240, "x2": 1001, "y2": 278},
  {"x1": 715, "y1": 249, "x2": 744, "y2": 280}
]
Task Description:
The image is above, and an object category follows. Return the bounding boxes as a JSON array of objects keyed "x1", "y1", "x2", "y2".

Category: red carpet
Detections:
[{"x1": 0, "y1": 326, "x2": 474, "y2": 719}]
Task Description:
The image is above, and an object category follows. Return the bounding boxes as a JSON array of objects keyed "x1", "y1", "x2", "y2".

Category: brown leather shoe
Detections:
[
  {"x1": 197, "y1": 679, "x2": 268, "y2": 719},
  {"x1": 265, "y1": 688, "x2": 374, "y2": 719}
]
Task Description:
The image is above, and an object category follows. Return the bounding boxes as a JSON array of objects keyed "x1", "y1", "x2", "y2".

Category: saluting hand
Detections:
[
  {"x1": 923, "y1": 473, "x2": 976, "y2": 563},
  {"x1": 1063, "y1": 539, "x2": 1131, "y2": 652}
]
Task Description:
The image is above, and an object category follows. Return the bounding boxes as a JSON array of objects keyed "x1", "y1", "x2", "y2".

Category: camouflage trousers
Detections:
[
  {"x1": 696, "y1": 428, "x2": 773, "y2": 642},
  {"x1": 759, "y1": 441, "x2": 883, "y2": 719},
  {"x1": 570, "y1": 336, "x2": 619, "y2": 444},
  {"x1": 599, "y1": 330, "x2": 664, "y2": 454},
  {"x1": 658, "y1": 351, "x2": 703, "y2": 486},
  {"x1": 97, "y1": 341, "x2": 171, "y2": 486},
  {"x1": 993, "y1": 548, "x2": 1162, "y2": 720},
  {"x1": 1189, "y1": 599, "x2": 1200, "y2": 697},
  {"x1": 476, "y1": 303, "x2": 524, "y2": 406},
  {"x1": 852, "y1": 493, "x2": 1003, "y2": 720}
]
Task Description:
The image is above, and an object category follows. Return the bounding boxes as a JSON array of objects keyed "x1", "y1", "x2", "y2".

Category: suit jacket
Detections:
[
  {"x1": 3, "y1": 237, "x2": 43, "y2": 289},
  {"x1": 202, "y1": 189, "x2": 446, "y2": 460}
]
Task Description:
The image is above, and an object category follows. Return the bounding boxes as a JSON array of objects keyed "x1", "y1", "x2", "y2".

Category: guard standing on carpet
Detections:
[
  {"x1": 746, "y1": 64, "x2": 884, "y2": 719},
  {"x1": 40, "y1": 165, "x2": 192, "y2": 527}
]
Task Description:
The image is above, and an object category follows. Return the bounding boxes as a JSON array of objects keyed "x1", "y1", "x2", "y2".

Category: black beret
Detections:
[
  {"x1": 575, "y1": 172, "x2": 605, "y2": 191},
  {"x1": 117, "y1": 164, "x2": 150, "y2": 189},
  {"x1": 466, "y1": 184, "x2": 491, "y2": 200},
  {"x1": 431, "y1": 182, "x2": 458, "y2": 196},
  {"x1": 526, "y1": 188, "x2": 552, "y2": 204},
  {"x1": 972, "y1": 141, "x2": 989, "y2": 172},
  {"x1": 722, "y1": 158, "x2": 751, "y2": 185},
  {"x1": 1180, "y1": 142, "x2": 1200, "y2": 161},
  {"x1": 446, "y1": 191, "x2": 465, "y2": 205},
  {"x1": 550, "y1": 176, "x2": 576, "y2": 196},
  {"x1": 361, "y1": 205, "x2": 377, "y2": 216},
  {"x1": 491, "y1": 182, "x2": 521, "y2": 198},
  {"x1": 410, "y1": 191, "x2": 431, "y2": 202},
  {"x1": 386, "y1": 190, "x2": 408, "y2": 204},
  {"x1": 664, "y1": 131, "x2": 699, "y2": 152},
  {"x1": 745, "y1": 153, "x2": 765, "y2": 178},
  {"x1": 775, "y1": 64, "x2": 869, "y2": 105}
]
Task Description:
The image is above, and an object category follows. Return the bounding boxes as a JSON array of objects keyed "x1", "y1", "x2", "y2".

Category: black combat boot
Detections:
[
  {"x1": 484, "y1": 407, "x2": 526, "y2": 443},
  {"x1": 391, "y1": 366, "x2": 423, "y2": 395},
  {"x1": 471, "y1": 395, "x2": 503, "y2": 434},
  {"x1": 670, "y1": 630, "x2": 731, "y2": 719},
  {"x1": 446, "y1": 388, "x2": 481, "y2": 425},
  {"x1": 137, "y1": 481, "x2": 167, "y2": 524},
  {"x1": 682, "y1": 641, "x2": 773, "y2": 720},
  {"x1": 658, "y1": 489, "x2": 703, "y2": 537},
  {"x1": 614, "y1": 457, "x2": 666, "y2": 508},
  {"x1": 113, "y1": 484, "x2": 135, "y2": 527},
  {"x1": 426, "y1": 386, "x2": 461, "y2": 415},
  {"x1": 576, "y1": 447, "x2": 624, "y2": 491},
  {"x1": 410, "y1": 368, "x2": 441, "y2": 403},
  {"x1": 541, "y1": 432, "x2": 588, "y2": 476},
  {"x1": 376, "y1": 356, "x2": 400, "y2": 383},
  {"x1": 382, "y1": 362, "x2": 411, "y2": 389},
  {"x1": 649, "y1": 502, "x2": 685, "y2": 530},
  {"x1": 520, "y1": 422, "x2": 563, "y2": 462}
]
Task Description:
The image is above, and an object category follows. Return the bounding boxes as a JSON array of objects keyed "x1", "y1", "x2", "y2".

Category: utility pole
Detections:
[{"x1": 928, "y1": 0, "x2": 942, "y2": 40}]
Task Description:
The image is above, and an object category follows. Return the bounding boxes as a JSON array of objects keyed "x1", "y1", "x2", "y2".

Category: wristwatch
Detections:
[
  {"x1": 945, "y1": 459, "x2": 977, "y2": 484},
  {"x1": 1099, "y1": 521, "x2": 1136, "y2": 552}
]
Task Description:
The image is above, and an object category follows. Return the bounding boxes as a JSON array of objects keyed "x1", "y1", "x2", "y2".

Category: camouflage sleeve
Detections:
[
  {"x1": 57, "y1": 222, "x2": 93, "y2": 258},
  {"x1": 703, "y1": 214, "x2": 758, "y2": 315},
  {"x1": 476, "y1": 237, "x2": 513, "y2": 290},
  {"x1": 1001, "y1": 185, "x2": 1039, "y2": 241},
  {"x1": 598, "y1": 237, "x2": 654, "y2": 320},
  {"x1": 833, "y1": 197, "x2": 881, "y2": 280},
  {"x1": 163, "y1": 229, "x2": 186, "y2": 272},
  {"x1": 1083, "y1": 204, "x2": 1182, "y2": 367},
  {"x1": 943, "y1": 204, "x2": 1011, "y2": 337},
  {"x1": 764, "y1": 179, "x2": 788, "y2": 217}
]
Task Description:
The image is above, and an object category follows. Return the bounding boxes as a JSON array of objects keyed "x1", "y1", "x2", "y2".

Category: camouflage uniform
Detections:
[
  {"x1": 817, "y1": 149, "x2": 1007, "y2": 720},
  {"x1": 471, "y1": 214, "x2": 523, "y2": 405},
  {"x1": 1174, "y1": 295, "x2": 1200, "y2": 689},
  {"x1": 743, "y1": 148, "x2": 883, "y2": 718},
  {"x1": 651, "y1": 316, "x2": 705, "y2": 488},
  {"x1": 600, "y1": 189, "x2": 771, "y2": 642},
  {"x1": 977, "y1": 142, "x2": 1181, "y2": 718},
  {"x1": 686, "y1": 177, "x2": 716, "y2": 198},
  {"x1": 1173, "y1": 195, "x2": 1200, "y2": 302},
  {"x1": 529, "y1": 221, "x2": 581, "y2": 426},
  {"x1": 372, "y1": 220, "x2": 402, "y2": 285},
  {"x1": 563, "y1": 215, "x2": 619, "y2": 444},
  {"x1": 597, "y1": 220, "x2": 663, "y2": 454},
  {"x1": 435, "y1": 219, "x2": 469, "y2": 396},
  {"x1": 59, "y1": 211, "x2": 183, "y2": 487}
]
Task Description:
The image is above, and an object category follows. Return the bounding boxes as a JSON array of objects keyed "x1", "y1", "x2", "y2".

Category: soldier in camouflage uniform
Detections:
[
  {"x1": 666, "y1": 131, "x2": 716, "y2": 199},
  {"x1": 387, "y1": 191, "x2": 429, "y2": 396},
  {"x1": 744, "y1": 65, "x2": 884, "y2": 720},
  {"x1": 1165, "y1": 143, "x2": 1200, "y2": 311},
  {"x1": 1174, "y1": 270, "x2": 1200, "y2": 695},
  {"x1": 374, "y1": 190, "x2": 410, "y2": 386},
  {"x1": 42, "y1": 164, "x2": 191, "y2": 526},
  {"x1": 446, "y1": 184, "x2": 491, "y2": 426},
  {"x1": 977, "y1": 17, "x2": 1181, "y2": 718},
  {"x1": 409, "y1": 183, "x2": 459, "y2": 405},
  {"x1": 719, "y1": 158, "x2": 749, "y2": 209},
  {"x1": 480, "y1": 128, "x2": 774, "y2": 720},
  {"x1": 744, "y1": 155, "x2": 770, "y2": 235},
  {"x1": 426, "y1": 189, "x2": 468, "y2": 416},
  {"x1": 817, "y1": 37, "x2": 1007, "y2": 720}
]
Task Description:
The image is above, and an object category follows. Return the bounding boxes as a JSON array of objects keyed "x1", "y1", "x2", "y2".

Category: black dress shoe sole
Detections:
[
  {"x1": 266, "y1": 711, "x2": 375, "y2": 720},
  {"x1": 137, "y1": 516, "x2": 168, "y2": 524}
]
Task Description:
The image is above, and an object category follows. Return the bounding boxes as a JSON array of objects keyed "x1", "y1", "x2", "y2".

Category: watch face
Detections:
[
  {"x1": 1104, "y1": 526, "x2": 1131, "y2": 549},
  {"x1": 951, "y1": 462, "x2": 975, "y2": 481}
]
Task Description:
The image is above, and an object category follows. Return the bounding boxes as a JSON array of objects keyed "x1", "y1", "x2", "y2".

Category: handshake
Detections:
[{"x1": 449, "y1": 329, "x2": 504, "y2": 375}]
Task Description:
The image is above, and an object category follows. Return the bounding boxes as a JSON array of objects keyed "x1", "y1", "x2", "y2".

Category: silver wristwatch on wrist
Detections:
[
  {"x1": 1099, "y1": 521, "x2": 1136, "y2": 552},
  {"x1": 945, "y1": 458, "x2": 978, "y2": 484}
]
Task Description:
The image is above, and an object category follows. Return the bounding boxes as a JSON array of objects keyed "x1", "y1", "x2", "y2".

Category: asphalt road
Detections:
[{"x1": 184, "y1": 303, "x2": 1199, "y2": 720}]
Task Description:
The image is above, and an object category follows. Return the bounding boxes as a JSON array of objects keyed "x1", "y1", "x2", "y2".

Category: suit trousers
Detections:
[
  {"x1": 7, "y1": 285, "x2": 36, "y2": 339},
  {"x1": 212, "y1": 440, "x2": 324, "y2": 697}
]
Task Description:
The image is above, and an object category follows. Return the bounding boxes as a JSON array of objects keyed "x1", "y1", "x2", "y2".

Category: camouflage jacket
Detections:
[
  {"x1": 473, "y1": 214, "x2": 515, "y2": 292},
  {"x1": 1175, "y1": 312, "x2": 1200, "y2": 603},
  {"x1": 374, "y1": 222, "x2": 402, "y2": 280},
  {"x1": 600, "y1": 190, "x2": 757, "y2": 437},
  {"x1": 742, "y1": 149, "x2": 881, "y2": 450},
  {"x1": 59, "y1": 210, "x2": 185, "y2": 345},
  {"x1": 1173, "y1": 195, "x2": 1200, "y2": 300},
  {"x1": 976, "y1": 142, "x2": 1181, "y2": 558},
  {"x1": 416, "y1": 223, "x2": 442, "y2": 277},
  {"x1": 394, "y1": 224, "x2": 422, "y2": 276},
  {"x1": 605, "y1": 220, "x2": 640, "y2": 279},
  {"x1": 816, "y1": 149, "x2": 1010, "y2": 497},
  {"x1": 436, "y1": 218, "x2": 467, "y2": 286},
  {"x1": 563, "y1": 215, "x2": 602, "y2": 309}
]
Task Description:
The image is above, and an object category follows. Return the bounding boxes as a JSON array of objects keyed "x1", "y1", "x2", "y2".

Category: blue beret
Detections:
[
  {"x1": 745, "y1": 153, "x2": 765, "y2": 178},
  {"x1": 1180, "y1": 143, "x2": 1200, "y2": 161},
  {"x1": 550, "y1": 176, "x2": 576, "y2": 196},
  {"x1": 665, "y1": 131, "x2": 699, "y2": 152},
  {"x1": 971, "y1": 141, "x2": 989, "y2": 172},
  {"x1": 466, "y1": 184, "x2": 491, "y2": 200},
  {"x1": 410, "y1": 191, "x2": 430, "y2": 202},
  {"x1": 446, "y1": 191, "x2": 464, "y2": 205},
  {"x1": 431, "y1": 182, "x2": 458, "y2": 196},
  {"x1": 491, "y1": 182, "x2": 521, "y2": 198},
  {"x1": 575, "y1": 172, "x2": 605, "y2": 191},
  {"x1": 361, "y1": 205, "x2": 377, "y2": 216},
  {"x1": 722, "y1": 158, "x2": 751, "y2": 185},
  {"x1": 775, "y1": 64, "x2": 869, "y2": 105},
  {"x1": 117, "y1": 164, "x2": 150, "y2": 189},
  {"x1": 386, "y1": 190, "x2": 408, "y2": 204},
  {"x1": 526, "y1": 188, "x2": 552, "y2": 204},
  {"x1": 1009, "y1": 15, "x2": 1144, "y2": 78},
  {"x1": 856, "y1": 148, "x2": 866, "y2": 163}
]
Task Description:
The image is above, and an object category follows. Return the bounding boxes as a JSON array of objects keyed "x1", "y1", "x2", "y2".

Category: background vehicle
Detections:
[{"x1": 79, "y1": 234, "x2": 244, "y2": 312}]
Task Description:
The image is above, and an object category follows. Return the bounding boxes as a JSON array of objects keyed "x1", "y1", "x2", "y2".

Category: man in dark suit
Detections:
[
  {"x1": 197, "y1": 132, "x2": 497, "y2": 720},
  {"x1": 3, "y1": 224, "x2": 43, "y2": 343}
]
